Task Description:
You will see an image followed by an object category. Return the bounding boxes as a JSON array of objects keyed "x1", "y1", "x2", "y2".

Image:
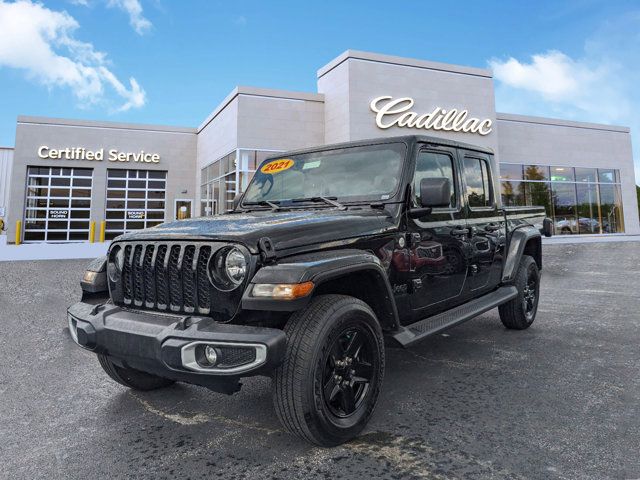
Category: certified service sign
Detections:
[
  {"x1": 38, "y1": 146, "x2": 161, "y2": 163},
  {"x1": 370, "y1": 96, "x2": 493, "y2": 136}
]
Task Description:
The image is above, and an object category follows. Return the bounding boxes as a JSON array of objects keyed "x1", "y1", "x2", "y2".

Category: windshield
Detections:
[{"x1": 242, "y1": 143, "x2": 406, "y2": 205}]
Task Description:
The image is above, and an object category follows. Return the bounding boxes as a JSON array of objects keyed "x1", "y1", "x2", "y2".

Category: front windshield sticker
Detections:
[
  {"x1": 261, "y1": 159, "x2": 295, "y2": 174},
  {"x1": 302, "y1": 160, "x2": 321, "y2": 170}
]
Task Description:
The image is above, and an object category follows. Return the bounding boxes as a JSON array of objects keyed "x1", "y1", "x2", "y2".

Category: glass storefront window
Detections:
[
  {"x1": 576, "y1": 183, "x2": 600, "y2": 234},
  {"x1": 499, "y1": 163, "x2": 623, "y2": 235},
  {"x1": 552, "y1": 183, "x2": 578, "y2": 234},
  {"x1": 550, "y1": 166, "x2": 575, "y2": 182},
  {"x1": 598, "y1": 169, "x2": 617, "y2": 183},
  {"x1": 499, "y1": 163, "x2": 523, "y2": 180},
  {"x1": 524, "y1": 165, "x2": 549, "y2": 181},
  {"x1": 200, "y1": 149, "x2": 281, "y2": 216},
  {"x1": 575, "y1": 168, "x2": 597, "y2": 183},
  {"x1": 524, "y1": 181, "x2": 552, "y2": 214},
  {"x1": 501, "y1": 180, "x2": 526, "y2": 207},
  {"x1": 599, "y1": 184, "x2": 624, "y2": 233}
]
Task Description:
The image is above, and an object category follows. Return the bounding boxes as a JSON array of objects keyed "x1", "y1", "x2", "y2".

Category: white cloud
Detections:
[
  {"x1": 489, "y1": 14, "x2": 640, "y2": 183},
  {"x1": 0, "y1": 0, "x2": 146, "y2": 111},
  {"x1": 489, "y1": 51, "x2": 630, "y2": 124},
  {"x1": 107, "y1": 0, "x2": 151, "y2": 35}
]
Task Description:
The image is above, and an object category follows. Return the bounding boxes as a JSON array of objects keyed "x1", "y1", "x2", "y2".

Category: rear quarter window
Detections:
[{"x1": 464, "y1": 156, "x2": 493, "y2": 208}]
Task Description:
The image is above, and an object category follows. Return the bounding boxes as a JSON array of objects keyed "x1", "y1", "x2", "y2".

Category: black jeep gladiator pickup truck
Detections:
[{"x1": 68, "y1": 135, "x2": 552, "y2": 446}]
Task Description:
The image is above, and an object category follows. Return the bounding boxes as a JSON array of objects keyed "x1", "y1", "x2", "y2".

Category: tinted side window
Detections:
[
  {"x1": 414, "y1": 151, "x2": 456, "y2": 208},
  {"x1": 464, "y1": 157, "x2": 492, "y2": 208}
]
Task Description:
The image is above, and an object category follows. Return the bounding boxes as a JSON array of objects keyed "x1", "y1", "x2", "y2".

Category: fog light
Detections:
[{"x1": 204, "y1": 345, "x2": 218, "y2": 365}]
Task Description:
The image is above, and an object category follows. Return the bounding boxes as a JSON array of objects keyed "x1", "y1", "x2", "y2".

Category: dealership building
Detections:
[{"x1": 0, "y1": 49, "x2": 638, "y2": 243}]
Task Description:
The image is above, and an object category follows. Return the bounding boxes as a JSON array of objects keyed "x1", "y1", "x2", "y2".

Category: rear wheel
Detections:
[
  {"x1": 499, "y1": 255, "x2": 540, "y2": 330},
  {"x1": 273, "y1": 294, "x2": 385, "y2": 446},
  {"x1": 98, "y1": 354, "x2": 175, "y2": 391}
]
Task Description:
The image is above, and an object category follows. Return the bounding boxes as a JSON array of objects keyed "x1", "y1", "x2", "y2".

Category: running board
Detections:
[{"x1": 391, "y1": 286, "x2": 518, "y2": 347}]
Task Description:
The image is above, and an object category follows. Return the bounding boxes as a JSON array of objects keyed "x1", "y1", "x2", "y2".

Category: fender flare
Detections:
[
  {"x1": 241, "y1": 249, "x2": 400, "y2": 330},
  {"x1": 502, "y1": 226, "x2": 542, "y2": 283}
]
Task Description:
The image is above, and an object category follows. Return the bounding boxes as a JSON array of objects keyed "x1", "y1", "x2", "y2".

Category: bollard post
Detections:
[
  {"x1": 15, "y1": 220, "x2": 21, "y2": 245},
  {"x1": 89, "y1": 221, "x2": 96, "y2": 243},
  {"x1": 99, "y1": 220, "x2": 106, "y2": 243}
]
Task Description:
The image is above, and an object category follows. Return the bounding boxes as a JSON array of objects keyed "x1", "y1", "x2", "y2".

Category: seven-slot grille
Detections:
[{"x1": 119, "y1": 242, "x2": 214, "y2": 314}]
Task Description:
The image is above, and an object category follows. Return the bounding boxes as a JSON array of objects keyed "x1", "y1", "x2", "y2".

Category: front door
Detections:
[
  {"x1": 175, "y1": 199, "x2": 193, "y2": 220},
  {"x1": 460, "y1": 152, "x2": 503, "y2": 293},
  {"x1": 407, "y1": 145, "x2": 471, "y2": 321}
]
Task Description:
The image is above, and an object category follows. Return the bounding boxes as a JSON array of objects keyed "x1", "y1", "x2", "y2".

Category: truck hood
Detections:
[{"x1": 116, "y1": 208, "x2": 397, "y2": 253}]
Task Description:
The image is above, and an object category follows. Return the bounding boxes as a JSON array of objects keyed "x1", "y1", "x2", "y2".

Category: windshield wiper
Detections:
[
  {"x1": 242, "y1": 200, "x2": 281, "y2": 211},
  {"x1": 290, "y1": 196, "x2": 347, "y2": 210}
]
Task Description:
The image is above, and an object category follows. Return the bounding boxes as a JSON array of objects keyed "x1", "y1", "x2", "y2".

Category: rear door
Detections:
[{"x1": 460, "y1": 151, "x2": 504, "y2": 294}]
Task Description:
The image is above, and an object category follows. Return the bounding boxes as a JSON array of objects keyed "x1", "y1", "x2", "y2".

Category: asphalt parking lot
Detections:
[{"x1": 1, "y1": 241, "x2": 639, "y2": 479}]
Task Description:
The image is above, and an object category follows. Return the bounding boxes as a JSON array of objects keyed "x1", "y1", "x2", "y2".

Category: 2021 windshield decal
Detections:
[
  {"x1": 370, "y1": 96, "x2": 493, "y2": 136},
  {"x1": 260, "y1": 159, "x2": 295, "y2": 174}
]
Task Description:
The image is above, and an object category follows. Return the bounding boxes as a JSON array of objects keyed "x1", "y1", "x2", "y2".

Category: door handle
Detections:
[
  {"x1": 484, "y1": 223, "x2": 501, "y2": 232},
  {"x1": 450, "y1": 228, "x2": 470, "y2": 236}
]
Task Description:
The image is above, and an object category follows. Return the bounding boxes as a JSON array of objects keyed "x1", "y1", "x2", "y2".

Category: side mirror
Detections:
[
  {"x1": 232, "y1": 193, "x2": 242, "y2": 210},
  {"x1": 543, "y1": 217, "x2": 554, "y2": 237},
  {"x1": 420, "y1": 177, "x2": 451, "y2": 208}
]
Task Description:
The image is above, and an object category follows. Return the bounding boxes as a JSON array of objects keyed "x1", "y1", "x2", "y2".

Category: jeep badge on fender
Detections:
[{"x1": 68, "y1": 135, "x2": 551, "y2": 447}]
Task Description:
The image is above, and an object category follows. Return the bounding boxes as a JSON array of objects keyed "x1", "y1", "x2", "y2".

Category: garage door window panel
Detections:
[
  {"x1": 23, "y1": 166, "x2": 93, "y2": 242},
  {"x1": 105, "y1": 169, "x2": 167, "y2": 240}
]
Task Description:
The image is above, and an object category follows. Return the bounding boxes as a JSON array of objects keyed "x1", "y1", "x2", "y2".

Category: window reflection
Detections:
[
  {"x1": 499, "y1": 163, "x2": 523, "y2": 180},
  {"x1": 524, "y1": 165, "x2": 549, "y2": 181},
  {"x1": 598, "y1": 169, "x2": 617, "y2": 183},
  {"x1": 200, "y1": 149, "x2": 278, "y2": 216},
  {"x1": 552, "y1": 183, "x2": 577, "y2": 234},
  {"x1": 550, "y1": 166, "x2": 575, "y2": 182},
  {"x1": 599, "y1": 184, "x2": 624, "y2": 233},
  {"x1": 464, "y1": 157, "x2": 492, "y2": 208},
  {"x1": 576, "y1": 183, "x2": 599, "y2": 234},
  {"x1": 575, "y1": 168, "x2": 597, "y2": 183},
  {"x1": 499, "y1": 163, "x2": 624, "y2": 235}
]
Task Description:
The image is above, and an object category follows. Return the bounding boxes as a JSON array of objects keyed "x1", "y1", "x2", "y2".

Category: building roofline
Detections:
[
  {"x1": 17, "y1": 115, "x2": 196, "y2": 134},
  {"x1": 496, "y1": 112, "x2": 630, "y2": 134},
  {"x1": 197, "y1": 86, "x2": 324, "y2": 133},
  {"x1": 317, "y1": 49, "x2": 493, "y2": 79},
  {"x1": 273, "y1": 134, "x2": 494, "y2": 158}
]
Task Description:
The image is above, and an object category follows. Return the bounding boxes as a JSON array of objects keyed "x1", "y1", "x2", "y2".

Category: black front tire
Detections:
[
  {"x1": 98, "y1": 354, "x2": 175, "y2": 391},
  {"x1": 499, "y1": 255, "x2": 540, "y2": 330},
  {"x1": 273, "y1": 294, "x2": 385, "y2": 447}
]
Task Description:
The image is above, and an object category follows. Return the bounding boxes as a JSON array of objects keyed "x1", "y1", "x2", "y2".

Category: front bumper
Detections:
[{"x1": 67, "y1": 301, "x2": 287, "y2": 394}]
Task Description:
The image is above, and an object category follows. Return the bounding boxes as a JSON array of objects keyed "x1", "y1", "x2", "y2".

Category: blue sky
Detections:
[{"x1": 1, "y1": 0, "x2": 640, "y2": 182}]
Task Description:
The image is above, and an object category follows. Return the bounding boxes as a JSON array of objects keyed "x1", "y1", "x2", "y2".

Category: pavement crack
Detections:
[{"x1": 129, "y1": 392, "x2": 280, "y2": 434}]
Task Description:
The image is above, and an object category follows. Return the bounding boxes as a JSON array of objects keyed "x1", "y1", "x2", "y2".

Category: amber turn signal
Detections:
[{"x1": 251, "y1": 281, "x2": 314, "y2": 300}]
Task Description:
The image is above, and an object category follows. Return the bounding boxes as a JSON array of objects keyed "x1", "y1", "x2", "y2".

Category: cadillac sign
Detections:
[{"x1": 370, "y1": 96, "x2": 493, "y2": 136}]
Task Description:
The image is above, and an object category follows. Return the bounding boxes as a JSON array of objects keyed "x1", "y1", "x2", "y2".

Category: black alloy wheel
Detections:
[
  {"x1": 322, "y1": 326, "x2": 375, "y2": 417},
  {"x1": 272, "y1": 294, "x2": 385, "y2": 446},
  {"x1": 522, "y1": 265, "x2": 539, "y2": 322},
  {"x1": 499, "y1": 254, "x2": 540, "y2": 330}
]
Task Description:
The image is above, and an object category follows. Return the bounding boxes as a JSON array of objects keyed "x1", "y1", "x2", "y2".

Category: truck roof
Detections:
[{"x1": 271, "y1": 135, "x2": 494, "y2": 158}]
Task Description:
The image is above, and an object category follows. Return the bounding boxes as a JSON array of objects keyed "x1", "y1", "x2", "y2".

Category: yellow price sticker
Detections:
[{"x1": 261, "y1": 159, "x2": 294, "y2": 174}]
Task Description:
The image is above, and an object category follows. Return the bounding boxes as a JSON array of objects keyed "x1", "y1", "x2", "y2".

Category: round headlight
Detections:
[
  {"x1": 108, "y1": 246, "x2": 124, "y2": 282},
  {"x1": 208, "y1": 246, "x2": 248, "y2": 291},
  {"x1": 225, "y1": 248, "x2": 247, "y2": 285}
]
